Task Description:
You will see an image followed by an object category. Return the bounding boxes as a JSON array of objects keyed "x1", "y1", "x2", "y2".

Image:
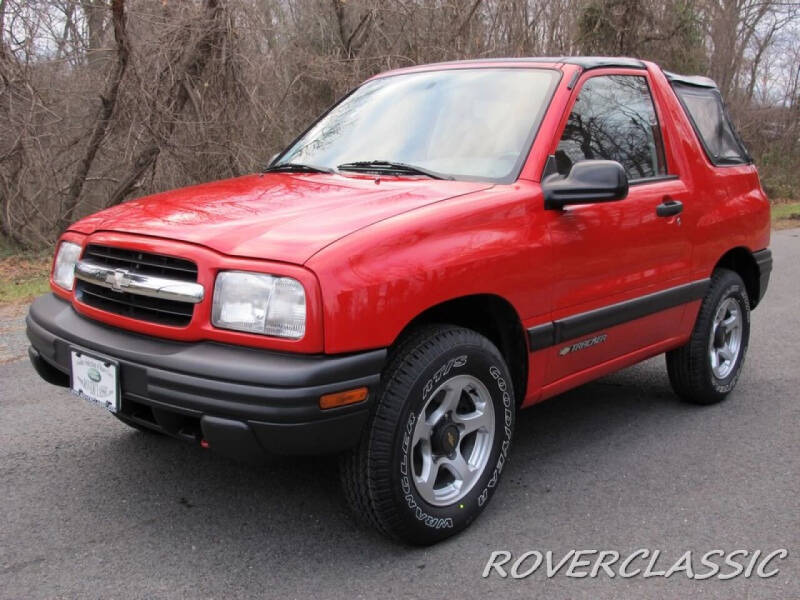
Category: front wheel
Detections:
[
  {"x1": 340, "y1": 325, "x2": 515, "y2": 545},
  {"x1": 666, "y1": 269, "x2": 751, "y2": 404}
]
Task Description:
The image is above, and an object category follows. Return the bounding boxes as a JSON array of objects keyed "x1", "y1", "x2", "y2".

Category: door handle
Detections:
[{"x1": 656, "y1": 199, "x2": 683, "y2": 217}]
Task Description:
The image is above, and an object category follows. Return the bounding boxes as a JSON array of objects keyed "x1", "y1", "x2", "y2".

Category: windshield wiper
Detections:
[
  {"x1": 264, "y1": 162, "x2": 336, "y2": 174},
  {"x1": 337, "y1": 160, "x2": 454, "y2": 180}
]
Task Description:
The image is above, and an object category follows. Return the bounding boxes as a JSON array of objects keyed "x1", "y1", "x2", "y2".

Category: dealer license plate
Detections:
[{"x1": 70, "y1": 349, "x2": 120, "y2": 413}]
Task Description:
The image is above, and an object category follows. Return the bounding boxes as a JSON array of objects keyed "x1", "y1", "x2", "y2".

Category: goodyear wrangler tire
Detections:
[
  {"x1": 339, "y1": 325, "x2": 515, "y2": 545},
  {"x1": 666, "y1": 268, "x2": 751, "y2": 405}
]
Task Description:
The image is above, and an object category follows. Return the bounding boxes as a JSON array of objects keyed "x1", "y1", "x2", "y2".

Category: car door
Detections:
[{"x1": 542, "y1": 70, "x2": 693, "y2": 384}]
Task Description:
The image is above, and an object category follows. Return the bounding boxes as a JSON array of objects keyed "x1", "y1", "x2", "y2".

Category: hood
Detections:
[{"x1": 70, "y1": 173, "x2": 492, "y2": 264}]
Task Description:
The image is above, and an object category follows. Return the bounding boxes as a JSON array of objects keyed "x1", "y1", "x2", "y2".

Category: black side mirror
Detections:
[{"x1": 543, "y1": 159, "x2": 629, "y2": 210}]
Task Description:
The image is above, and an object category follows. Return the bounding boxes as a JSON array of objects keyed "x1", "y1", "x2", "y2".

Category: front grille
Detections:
[
  {"x1": 82, "y1": 245, "x2": 198, "y2": 281},
  {"x1": 76, "y1": 245, "x2": 199, "y2": 327}
]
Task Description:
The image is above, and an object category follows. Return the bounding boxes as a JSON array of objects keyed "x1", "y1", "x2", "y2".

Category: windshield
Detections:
[{"x1": 275, "y1": 68, "x2": 560, "y2": 183}]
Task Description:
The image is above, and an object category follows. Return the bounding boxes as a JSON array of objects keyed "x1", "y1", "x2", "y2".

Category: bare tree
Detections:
[
  {"x1": 0, "y1": 0, "x2": 798, "y2": 249},
  {"x1": 106, "y1": 0, "x2": 227, "y2": 206},
  {"x1": 82, "y1": 0, "x2": 109, "y2": 67},
  {"x1": 59, "y1": 0, "x2": 128, "y2": 231}
]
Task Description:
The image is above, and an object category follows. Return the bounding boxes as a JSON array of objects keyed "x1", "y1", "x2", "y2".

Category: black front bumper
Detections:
[{"x1": 26, "y1": 294, "x2": 386, "y2": 459}]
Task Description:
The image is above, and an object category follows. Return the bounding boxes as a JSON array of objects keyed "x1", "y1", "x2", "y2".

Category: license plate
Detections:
[{"x1": 70, "y1": 349, "x2": 120, "y2": 413}]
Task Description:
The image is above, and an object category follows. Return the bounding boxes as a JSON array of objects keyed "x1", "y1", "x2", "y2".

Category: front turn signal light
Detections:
[{"x1": 319, "y1": 387, "x2": 368, "y2": 410}]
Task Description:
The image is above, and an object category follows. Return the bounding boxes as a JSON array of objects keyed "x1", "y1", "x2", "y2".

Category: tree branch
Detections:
[
  {"x1": 106, "y1": 0, "x2": 225, "y2": 207},
  {"x1": 59, "y1": 0, "x2": 129, "y2": 231}
]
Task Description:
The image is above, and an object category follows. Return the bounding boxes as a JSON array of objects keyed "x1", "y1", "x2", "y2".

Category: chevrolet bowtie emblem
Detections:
[{"x1": 105, "y1": 268, "x2": 131, "y2": 292}]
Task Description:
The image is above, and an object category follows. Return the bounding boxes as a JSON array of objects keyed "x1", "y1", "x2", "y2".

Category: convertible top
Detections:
[{"x1": 664, "y1": 71, "x2": 718, "y2": 89}]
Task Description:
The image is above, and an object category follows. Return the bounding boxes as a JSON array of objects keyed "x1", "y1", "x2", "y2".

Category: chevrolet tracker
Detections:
[{"x1": 27, "y1": 57, "x2": 772, "y2": 545}]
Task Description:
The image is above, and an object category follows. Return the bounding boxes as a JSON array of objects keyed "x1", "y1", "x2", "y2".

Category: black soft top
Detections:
[
  {"x1": 419, "y1": 56, "x2": 647, "y2": 71},
  {"x1": 664, "y1": 71, "x2": 718, "y2": 89}
]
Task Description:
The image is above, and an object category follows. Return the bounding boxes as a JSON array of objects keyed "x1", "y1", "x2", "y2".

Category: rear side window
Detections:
[
  {"x1": 672, "y1": 83, "x2": 750, "y2": 165},
  {"x1": 556, "y1": 75, "x2": 667, "y2": 181}
]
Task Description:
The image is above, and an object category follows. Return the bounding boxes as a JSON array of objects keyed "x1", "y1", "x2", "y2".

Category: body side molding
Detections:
[{"x1": 527, "y1": 279, "x2": 710, "y2": 351}]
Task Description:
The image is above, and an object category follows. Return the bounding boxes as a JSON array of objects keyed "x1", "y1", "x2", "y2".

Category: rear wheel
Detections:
[
  {"x1": 666, "y1": 269, "x2": 751, "y2": 405},
  {"x1": 340, "y1": 325, "x2": 515, "y2": 545}
]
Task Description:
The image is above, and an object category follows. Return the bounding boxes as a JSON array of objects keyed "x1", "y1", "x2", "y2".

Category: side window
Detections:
[
  {"x1": 556, "y1": 75, "x2": 667, "y2": 181},
  {"x1": 672, "y1": 83, "x2": 750, "y2": 165}
]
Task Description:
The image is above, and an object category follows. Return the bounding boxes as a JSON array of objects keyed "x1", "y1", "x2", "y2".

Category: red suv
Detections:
[{"x1": 28, "y1": 57, "x2": 771, "y2": 545}]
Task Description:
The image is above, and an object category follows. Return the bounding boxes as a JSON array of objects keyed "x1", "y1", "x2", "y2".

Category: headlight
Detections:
[
  {"x1": 53, "y1": 241, "x2": 82, "y2": 291},
  {"x1": 212, "y1": 271, "x2": 306, "y2": 339}
]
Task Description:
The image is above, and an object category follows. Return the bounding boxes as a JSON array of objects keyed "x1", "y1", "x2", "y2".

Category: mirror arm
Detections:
[{"x1": 542, "y1": 154, "x2": 559, "y2": 179}]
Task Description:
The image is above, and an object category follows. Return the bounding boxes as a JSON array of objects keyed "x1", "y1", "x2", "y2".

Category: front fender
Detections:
[{"x1": 306, "y1": 184, "x2": 552, "y2": 353}]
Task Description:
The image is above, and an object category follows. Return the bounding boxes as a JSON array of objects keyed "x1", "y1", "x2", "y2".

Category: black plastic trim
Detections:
[
  {"x1": 27, "y1": 294, "x2": 385, "y2": 388},
  {"x1": 567, "y1": 69, "x2": 581, "y2": 89},
  {"x1": 656, "y1": 199, "x2": 684, "y2": 217},
  {"x1": 527, "y1": 322, "x2": 556, "y2": 351},
  {"x1": 543, "y1": 160, "x2": 629, "y2": 209},
  {"x1": 753, "y1": 248, "x2": 772, "y2": 306},
  {"x1": 26, "y1": 294, "x2": 386, "y2": 456},
  {"x1": 527, "y1": 279, "x2": 710, "y2": 351},
  {"x1": 629, "y1": 174, "x2": 679, "y2": 187},
  {"x1": 28, "y1": 346, "x2": 69, "y2": 387}
]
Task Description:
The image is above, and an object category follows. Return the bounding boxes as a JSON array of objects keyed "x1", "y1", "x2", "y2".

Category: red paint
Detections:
[
  {"x1": 53, "y1": 230, "x2": 325, "y2": 353},
  {"x1": 69, "y1": 173, "x2": 490, "y2": 264},
  {"x1": 57, "y1": 59, "x2": 770, "y2": 406}
]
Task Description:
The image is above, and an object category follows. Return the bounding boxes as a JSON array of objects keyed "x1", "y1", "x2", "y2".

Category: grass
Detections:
[
  {"x1": 0, "y1": 250, "x2": 52, "y2": 305},
  {"x1": 772, "y1": 200, "x2": 800, "y2": 229}
]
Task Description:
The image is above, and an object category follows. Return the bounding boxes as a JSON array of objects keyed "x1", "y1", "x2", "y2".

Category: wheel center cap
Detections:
[
  {"x1": 432, "y1": 422, "x2": 460, "y2": 456},
  {"x1": 714, "y1": 325, "x2": 726, "y2": 348}
]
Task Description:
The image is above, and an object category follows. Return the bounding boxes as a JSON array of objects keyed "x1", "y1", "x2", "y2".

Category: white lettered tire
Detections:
[{"x1": 340, "y1": 325, "x2": 515, "y2": 545}]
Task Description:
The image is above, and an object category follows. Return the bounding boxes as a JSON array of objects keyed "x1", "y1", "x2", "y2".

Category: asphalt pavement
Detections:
[{"x1": 1, "y1": 229, "x2": 798, "y2": 599}]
